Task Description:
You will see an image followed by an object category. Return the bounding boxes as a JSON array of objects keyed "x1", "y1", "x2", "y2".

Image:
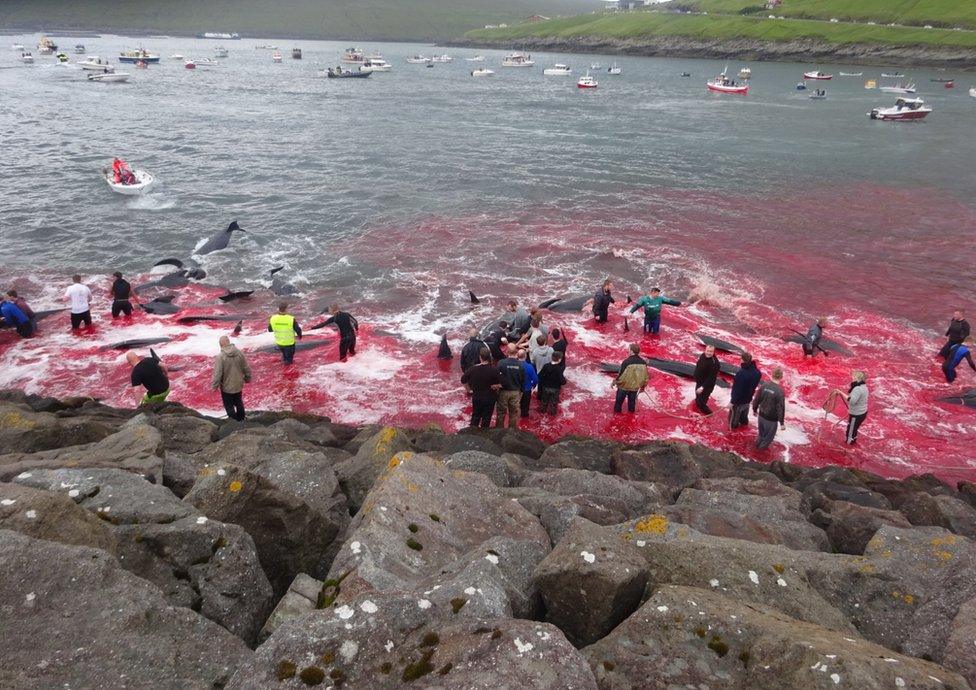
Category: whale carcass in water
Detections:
[
  {"x1": 938, "y1": 388, "x2": 976, "y2": 408},
  {"x1": 218, "y1": 290, "x2": 255, "y2": 303},
  {"x1": 539, "y1": 294, "x2": 592, "y2": 313},
  {"x1": 600, "y1": 358, "x2": 731, "y2": 388},
  {"x1": 697, "y1": 333, "x2": 746, "y2": 356},
  {"x1": 437, "y1": 334, "x2": 453, "y2": 359},
  {"x1": 140, "y1": 298, "x2": 181, "y2": 315},
  {"x1": 197, "y1": 221, "x2": 245, "y2": 255},
  {"x1": 103, "y1": 337, "x2": 172, "y2": 351}
]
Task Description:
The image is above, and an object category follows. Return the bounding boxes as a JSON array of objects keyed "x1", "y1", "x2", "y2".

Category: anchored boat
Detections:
[{"x1": 869, "y1": 97, "x2": 931, "y2": 121}]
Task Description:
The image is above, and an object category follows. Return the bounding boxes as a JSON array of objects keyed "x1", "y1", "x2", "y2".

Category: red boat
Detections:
[
  {"x1": 869, "y1": 97, "x2": 931, "y2": 121},
  {"x1": 706, "y1": 74, "x2": 749, "y2": 95},
  {"x1": 803, "y1": 71, "x2": 833, "y2": 80}
]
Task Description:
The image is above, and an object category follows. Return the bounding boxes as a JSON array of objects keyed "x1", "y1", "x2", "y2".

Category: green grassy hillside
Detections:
[
  {"x1": 672, "y1": 0, "x2": 976, "y2": 31},
  {"x1": 0, "y1": 0, "x2": 600, "y2": 41},
  {"x1": 465, "y1": 11, "x2": 976, "y2": 49}
]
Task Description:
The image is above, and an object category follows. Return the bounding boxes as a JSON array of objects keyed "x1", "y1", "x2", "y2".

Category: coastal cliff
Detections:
[{"x1": 1, "y1": 389, "x2": 975, "y2": 688}]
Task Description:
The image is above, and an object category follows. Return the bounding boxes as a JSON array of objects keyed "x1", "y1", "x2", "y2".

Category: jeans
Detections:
[
  {"x1": 756, "y1": 415, "x2": 778, "y2": 449},
  {"x1": 495, "y1": 389, "x2": 521, "y2": 429},
  {"x1": 221, "y1": 390, "x2": 246, "y2": 421},
  {"x1": 520, "y1": 389, "x2": 533, "y2": 418},
  {"x1": 614, "y1": 389, "x2": 637, "y2": 413},
  {"x1": 279, "y1": 344, "x2": 296, "y2": 364},
  {"x1": 538, "y1": 387, "x2": 561, "y2": 414},
  {"x1": 728, "y1": 403, "x2": 750, "y2": 429},
  {"x1": 846, "y1": 412, "x2": 867, "y2": 444},
  {"x1": 70, "y1": 310, "x2": 92, "y2": 329},
  {"x1": 340, "y1": 335, "x2": 357, "y2": 360},
  {"x1": 643, "y1": 314, "x2": 661, "y2": 334},
  {"x1": 111, "y1": 299, "x2": 133, "y2": 317},
  {"x1": 470, "y1": 395, "x2": 495, "y2": 428}
]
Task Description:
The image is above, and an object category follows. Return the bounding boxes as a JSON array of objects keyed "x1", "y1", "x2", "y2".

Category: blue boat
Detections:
[
  {"x1": 796, "y1": 82, "x2": 807, "y2": 91},
  {"x1": 118, "y1": 49, "x2": 160, "y2": 64}
]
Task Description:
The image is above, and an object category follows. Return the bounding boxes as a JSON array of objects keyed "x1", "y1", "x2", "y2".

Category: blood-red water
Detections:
[{"x1": 2, "y1": 185, "x2": 973, "y2": 483}]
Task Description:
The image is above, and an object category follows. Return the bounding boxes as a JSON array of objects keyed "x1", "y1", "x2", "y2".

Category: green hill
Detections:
[
  {"x1": 0, "y1": 0, "x2": 600, "y2": 42},
  {"x1": 671, "y1": 0, "x2": 976, "y2": 31}
]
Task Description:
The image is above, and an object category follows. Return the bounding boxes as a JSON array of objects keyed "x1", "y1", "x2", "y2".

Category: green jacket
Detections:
[{"x1": 630, "y1": 295, "x2": 681, "y2": 319}]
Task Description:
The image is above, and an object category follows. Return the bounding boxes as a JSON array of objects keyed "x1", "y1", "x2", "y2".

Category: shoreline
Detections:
[{"x1": 448, "y1": 35, "x2": 976, "y2": 70}]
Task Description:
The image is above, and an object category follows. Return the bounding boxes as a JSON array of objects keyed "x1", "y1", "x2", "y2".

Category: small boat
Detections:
[
  {"x1": 590, "y1": 62, "x2": 601, "y2": 70},
  {"x1": 170, "y1": 53, "x2": 184, "y2": 60},
  {"x1": 608, "y1": 63, "x2": 622, "y2": 75},
  {"x1": 341, "y1": 47, "x2": 365, "y2": 63},
  {"x1": 89, "y1": 72, "x2": 131, "y2": 83},
  {"x1": 465, "y1": 55, "x2": 485, "y2": 62},
  {"x1": 738, "y1": 67, "x2": 751, "y2": 80},
  {"x1": 707, "y1": 69, "x2": 749, "y2": 94},
  {"x1": 881, "y1": 72, "x2": 905, "y2": 78},
  {"x1": 119, "y1": 49, "x2": 160, "y2": 64},
  {"x1": 879, "y1": 83, "x2": 916, "y2": 94},
  {"x1": 869, "y1": 97, "x2": 931, "y2": 121},
  {"x1": 502, "y1": 52, "x2": 534, "y2": 67},
  {"x1": 426, "y1": 60, "x2": 434, "y2": 68},
  {"x1": 193, "y1": 57, "x2": 219, "y2": 68},
  {"x1": 470, "y1": 68, "x2": 494, "y2": 77},
  {"x1": 680, "y1": 72, "x2": 691, "y2": 77},
  {"x1": 809, "y1": 89, "x2": 827, "y2": 100},
  {"x1": 359, "y1": 58, "x2": 392, "y2": 73},
  {"x1": 214, "y1": 46, "x2": 229, "y2": 58},
  {"x1": 184, "y1": 60, "x2": 196, "y2": 70},
  {"x1": 803, "y1": 70, "x2": 832, "y2": 80},
  {"x1": 931, "y1": 77, "x2": 955, "y2": 83},
  {"x1": 272, "y1": 51, "x2": 282, "y2": 63},
  {"x1": 292, "y1": 48, "x2": 302, "y2": 60},
  {"x1": 200, "y1": 32, "x2": 240, "y2": 40},
  {"x1": 38, "y1": 37, "x2": 57, "y2": 55},
  {"x1": 104, "y1": 165, "x2": 153, "y2": 194},
  {"x1": 864, "y1": 79, "x2": 877, "y2": 89},
  {"x1": 20, "y1": 52, "x2": 34, "y2": 64},
  {"x1": 796, "y1": 82, "x2": 807, "y2": 90},
  {"x1": 970, "y1": 87, "x2": 976, "y2": 98},
  {"x1": 430, "y1": 54, "x2": 453, "y2": 63},
  {"x1": 577, "y1": 71, "x2": 598, "y2": 89},
  {"x1": 75, "y1": 44, "x2": 86, "y2": 54},
  {"x1": 78, "y1": 56, "x2": 113, "y2": 71},
  {"x1": 943, "y1": 80, "x2": 955, "y2": 89},
  {"x1": 325, "y1": 66, "x2": 371, "y2": 78},
  {"x1": 839, "y1": 71, "x2": 862, "y2": 77},
  {"x1": 406, "y1": 55, "x2": 428, "y2": 64},
  {"x1": 55, "y1": 52, "x2": 70, "y2": 63},
  {"x1": 543, "y1": 63, "x2": 572, "y2": 76}
]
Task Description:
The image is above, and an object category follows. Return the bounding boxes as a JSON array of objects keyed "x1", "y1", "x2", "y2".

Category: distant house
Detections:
[
  {"x1": 603, "y1": 0, "x2": 648, "y2": 9},
  {"x1": 525, "y1": 15, "x2": 550, "y2": 22},
  {"x1": 766, "y1": 0, "x2": 782, "y2": 8}
]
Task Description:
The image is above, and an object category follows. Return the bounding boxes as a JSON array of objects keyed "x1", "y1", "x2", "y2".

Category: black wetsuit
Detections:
[
  {"x1": 940, "y1": 318, "x2": 971, "y2": 359},
  {"x1": 322, "y1": 311, "x2": 359, "y2": 359},
  {"x1": 111, "y1": 277, "x2": 133, "y2": 317},
  {"x1": 592, "y1": 288, "x2": 615, "y2": 323}
]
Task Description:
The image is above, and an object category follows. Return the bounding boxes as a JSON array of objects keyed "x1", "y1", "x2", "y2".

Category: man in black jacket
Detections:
[
  {"x1": 694, "y1": 345, "x2": 721, "y2": 415},
  {"x1": 109, "y1": 271, "x2": 135, "y2": 317},
  {"x1": 459, "y1": 328, "x2": 487, "y2": 374},
  {"x1": 753, "y1": 368, "x2": 786, "y2": 449},
  {"x1": 460, "y1": 347, "x2": 502, "y2": 428},
  {"x1": 592, "y1": 279, "x2": 615, "y2": 323},
  {"x1": 939, "y1": 310, "x2": 971, "y2": 360},
  {"x1": 320, "y1": 303, "x2": 359, "y2": 361},
  {"x1": 728, "y1": 352, "x2": 761, "y2": 429},
  {"x1": 537, "y1": 351, "x2": 567, "y2": 415},
  {"x1": 495, "y1": 344, "x2": 525, "y2": 429}
]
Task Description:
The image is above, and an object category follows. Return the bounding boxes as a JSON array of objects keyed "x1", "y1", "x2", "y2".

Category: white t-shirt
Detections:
[{"x1": 65, "y1": 283, "x2": 92, "y2": 314}]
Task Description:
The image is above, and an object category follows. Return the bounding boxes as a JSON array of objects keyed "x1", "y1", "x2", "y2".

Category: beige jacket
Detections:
[{"x1": 212, "y1": 344, "x2": 252, "y2": 394}]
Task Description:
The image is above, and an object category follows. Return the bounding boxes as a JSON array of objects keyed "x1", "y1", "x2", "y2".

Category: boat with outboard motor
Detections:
[
  {"x1": 88, "y1": 71, "x2": 131, "y2": 83},
  {"x1": 104, "y1": 160, "x2": 153, "y2": 193},
  {"x1": 359, "y1": 58, "x2": 391, "y2": 73},
  {"x1": 78, "y1": 56, "x2": 113, "y2": 71},
  {"x1": 325, "y1": 66, "x2": 371, "y2": 78},
  {"x1": 577, "y1": 71, "x2": 598, "y2": 89},
  {"x1": 272, "y1": 51, "x2": 282, "y2": 63},
  {"x1": 75, "y1": 44, "x2": 86, "y2": 54},
  {"x1": 471, "y1": 68, "x2": 494, "y2": 77},
  {"x1": 406, "y1": 55, "x2": 428, "y2": 64},
  {"x1": 119, "y1": 49, "x2": 159, "y2": 63},
  {"x1": 214, "y1": 46, "x2": 229, "y2": 58},
  {"x1": 430, "y1": 54, "x2": 453, "y2": 63},
  {"x1": 608, "y1": 63, "x2": 621, "y2": 75},
  {"x1": 803, "y1": 70, "x2": 832, "y2": 80},
  {"x1": 502, "y1": 52, "x2": 534, "y2": 67},
  {"x1": 543, "y1": 64, "x2": 572, "y2": 76},
  {"x1": 869, "y1": 97, "x2": 931, "y2": 121},
  {"x1": 20, "y1": 52, "x2": 34, "y2": 64}
]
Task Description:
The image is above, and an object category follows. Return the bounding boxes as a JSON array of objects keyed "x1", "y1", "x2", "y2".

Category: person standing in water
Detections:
[
  {"x1": 211, "y1": 335, "x2": 252, "y2": 421},
  {"x1": 612, "y1": 343, "x2": 649, "y2": 414},
  {"x1": 517, "y1": 348, "x2": 538, "y2": 419},
  {"x1": 753, "y1": 368, "x2": 786, "y2": 449},
  {"x1": 65, "y1": 274, "x2": 93, "y2": 330},
  {"x1": 943, "y1": 338, "x2": 976, "y2": 383},
  {"x1": 506, "y1": 300, "x2": 531, "y2": 338},
  {"x1": 629, "y1": 287, "x2": 682, "y2": 335},
  {"x1": 319, "y1": 303, "x2": 359, "y2": 361},
  {"x1": 268, "y1": 302, "x2": 302, "y2": 365},
  {"x1": 728, "y1": 352, "x2": 761, "y2": 429},
  {"x1": 537, "y1": 351, "x2": 567, "y2": 415},
  {"x1": 592, "y1": 279, "x2": 615, "y2": 324},
  {"x1": 460, "y1": 328, "x2": 487, "y2": 374},
  {"x1": 939, "y1": 310, "x2": 971, "y2": 360},
  {"x1": 126, "y1": 350, "x2": 169, "y2": 405},
  {"x1": 693, "y1": 345, "x2": 721, "y2": 415},
  {"x1": 495, "y1": 344, "x2": 525, "y2": 429},
  {"x1": 460, "y1": 347, "x2": 502, "y2": 429},
  {"x1": 832, "y1": 370, "x2": 869, "y2": 445},
  {"x1": 802, "y1": 318, "x2": 828, "y2": 357},
  {"x1": 109, "y1": 271, "x2": 135, "y2": 318}
]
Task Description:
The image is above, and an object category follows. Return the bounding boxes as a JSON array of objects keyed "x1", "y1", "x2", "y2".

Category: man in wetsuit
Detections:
[
  {"x1": 943, "y1": 338, "x2": 976, "y2": 383},
  {"x1": 126, "y1": 350, "x2": 169, "y2": 405},
  {"x1": 506, "y1": 300, "x2": 531, "y2": 338},
  {"x1": 321, "y1": 303, "x2": 359, "y2": 361},
  {"x1": 0, "y1": 296, "x2": 33, "y2": 337},
  {"x1": 630, "y1": 287, "x2": 682, "y2": 334},
  {"x1": 693, "y1": 345, "x2": 721, "y2": 415},
  {"x1": 592, "y1": 279, "x2": 615, "y2": 323},
  {"x1": 802, "y1": 317, "x2": 828, "y2": 357},
  {"x1": 109, "y1": 271, "x2": 135, "y2": 317},
  {"x1": 939, "y1": 310, "x2": 971, "y2": 360}
]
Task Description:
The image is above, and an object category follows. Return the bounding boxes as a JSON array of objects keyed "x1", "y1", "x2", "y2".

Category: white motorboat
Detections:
[
  {"x1": 89, "y1": 72, "x2": 131, "y2": 83},
  {"x1": 193, "y1": 57, "x2": 219, "y2": 68},
  {"x1": 970, "y1": 87, "x2": 976, "y2": 98},
  {"x1": 104, "y1": 168, "x2": 153, "y2": 193},
  {"x1": 405, "y1": 55, "x2": 428, "y2": 64},
  {"x1": 577, "y1": 72, "x2": 598, "y2": 89},
  {"x1": 471, "y1": 68, "x2": 494, "y2": 77},
  {"x1": 272, "y1": 51, "x2": 282, "y2": 63},
  {"x1": 809, "y1": 90, "x2": 827, "y2": 100},
  {"x1": 501, "y1": 52, "x2": 534, "y2": 67},
  {"x1": 430, "y1": 54, "x2": 453, "y2": 63},
  {"x1": 543, "y1": 64, "x2": 572, "y2": 76},
  {"x1": 879, "y1": 83, "x2": 916, "y2": 94},
  {"x1": 359, "y1": 58, "x2": 392, "y2": 72},
  {"x1": 465, "y1": 55, "x2": 485, "y2": 62},
  {"x1": 839, "y1": 71, "x2": 863, "y2": 77},
  {"x1": 608, "y1": 63, "x2": 622, "y2": 75},
  {"x1": 170, "y1": 53, "x2": 184, "y2": 60},
  {"x1": 201, "y1": 32, "x2": 240, "y2": 40},
  {"x1": 341, "y1": 47, "x2": 365, "y2": 63},
  {"x1": 590, "y1": 62, "x2": 601, "y2": 70},
  {"x1": 869, "y1": 97, "x2": 931, "y2": 121},
  {"x1": 78, "y1": 56, "x2": 114, "y2": 71},
  {"x1": 214, "y1": 45, "x2": 229, "y2": 58},
  {"x1": 738, "y1": 67, "x2": 751, "y2": 80},
  {"x1": 803, "y1": 70, "x2": 833, "y2": 80},
  {"x1": 20, "y1": 52, "x2": 34, "y2": 64}
]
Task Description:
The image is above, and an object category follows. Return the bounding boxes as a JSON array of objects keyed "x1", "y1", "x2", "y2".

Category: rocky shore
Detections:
[
  {"x1": 1, "y1": 389, "x2": 975, "y2": 688},
  {"x1": 448, "y1": 35, "x2": 976, "y2": 70}
]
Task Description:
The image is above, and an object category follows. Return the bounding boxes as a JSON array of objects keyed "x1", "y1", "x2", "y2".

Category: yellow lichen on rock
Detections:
[
  {"x1": 0, "y1": 410, "x2": 38, "y2": 430},
  {"x1": 228, "y1": 480, "x2": 243, "y2": 493},
  {"x1": 635, "y1": 515, "x2": 669, "y2": 535}
]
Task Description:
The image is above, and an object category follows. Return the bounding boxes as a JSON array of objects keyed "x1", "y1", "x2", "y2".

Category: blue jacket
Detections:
[
  {"x1": 730, "y1": 361, "x2": 762, "y2": 405},
  {"x1": 521, "y1": 361, "x2": 538, "y2": 392},
  {"x1": 0, "y1": 300, "x2": 28, "y2": 326}
]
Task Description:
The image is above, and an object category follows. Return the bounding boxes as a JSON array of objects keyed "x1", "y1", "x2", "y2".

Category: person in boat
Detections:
[
  {"x1": 612, "y1": 343, "x2": 649, "y2": 414},
  {"x1": 460, "y1": 328, "x2": 488, "y2": 374},
  {"x1": 268, "y1": 302, "x2": 302, "y2": 365},
  {"x1": 112, "y1": 158, "x2": 136, "y2": 185},
  {"x1": 694, "y1": 345, "x2": 721, "y2": 415},
  {"x1": 630, "y1": 287, "x2": 682, "y2": 335},
  {"x1": 5, "y1": 290, "x2": 37, "y2": 332},
  {"x1": 831, "y1": 370, "x2": 869, "y2": 445},
  {"x1": 109, "y1": 271, "x2": 135, "y2": 318},
  {"x1": 753, "y1": 368, "x2": 786, "y2": 449},
  {"x1": 0, "y1": 295, "x2": 33, "y2": 338},
  {"x1": 593, "y1": 279, "x2": 615, "y2": 323},
  {"x1": 802, "y1": 317, "x2": 828, "y2": 357},
  {"x1": 126, "y1": 350, "x2": 169, "y2": 406},
  {"x1": 327, "y1": 67, "x2": 335, "y2": 76},
  {"x1": 939, "y1": 310, "x2": 971, "y2": 360},
  {"x1": 943, "y1": 338, "x2": 976, "y2": 383},
  {"x1": 320, "y1": 303, "x2": 358, "y2": 361},
  {"x1": 460, "y1": 347, "x2": 502, "y2": 429},
  {"x1": 729, "y1": 352, "x2": 761, "y2": 430}
]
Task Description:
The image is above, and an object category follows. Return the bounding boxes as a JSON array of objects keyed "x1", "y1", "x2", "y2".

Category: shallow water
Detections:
[{"x1": 1, "y1": 34, "x2": 975, "y2": 481}]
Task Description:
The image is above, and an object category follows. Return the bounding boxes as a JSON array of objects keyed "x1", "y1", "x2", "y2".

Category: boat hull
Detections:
[
  {"x1": 870, "y1": 109, "x2": 930, "y2": 121},
  {"x1": 105, "y1": 170, "x2": 153, "y2": 194},
  {"x1": 803, "y1": 72, "x2": 832, "y2": 80},
  {"x1": 89, "y1": 73, "x2": 130, "y2": 83},
  {"x1": 119, "y1": 56, "x2": 160, "y2": 63},
  {"x1": 707, "y1": 83, "x2": 749, "y2": 94}
]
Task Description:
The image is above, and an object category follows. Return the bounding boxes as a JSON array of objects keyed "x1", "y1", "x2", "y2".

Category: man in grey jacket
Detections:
[
  {"x1": 752, "y1": 367, "x2": 786, "y2": 449},
  {"x1": 211, "y1": 336, "x2": 252, "y2": 421}
]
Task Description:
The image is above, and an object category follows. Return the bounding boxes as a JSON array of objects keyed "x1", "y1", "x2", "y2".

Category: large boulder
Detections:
[
  {"x1": 612, "y1": 442, "x2": 702, "y2": 489},
  {"x1": 521, "y1": 468, "x2": 670, "y2": 517},
  {"x1": 899, "y1": 492, "x2": 976, "y2": 539},
  {"x1": 228, "y1": 590, "x2": 596, "y2": 689},
  {"x1": 486, "y1": 428, "x2": 548, "y2": 459},
  {"x1": 534, "y1": 518, "x2": 649, "y2": 647},
  {"x1": 0, "y1": 419, "x2": 165, "y2": 483},
  {"x1": 334, "y1": 427, "x2": 413, "y2": 511},
  {"x1": 0, "y1": 529, "x2": 250, "y2": 689},
  {"x1": 0, "y1": 482, "x2": 116, "y2": 553},
  {"x1": 518, "y1": 491, "x2": 633, "y2": 545},
  {"x1": 184, "y1": 464, "x2": 342, "y2": 597},
  {"x1": 535, "y1": 437, "x2": 616, "y2": 474},
  {"x1": 259, "y1": 573, "x2": 322, "y2": 643},
  {"x1": 444, "y1": 450, "x2": 512, "y2": 487},
  {"x1": 0, "y1": 401, "x2": 114, "y2": 454},
  {"x1": 583, "y1": 585, "x2": 967, "y2": 689},
  {"x1": 326, "y1": 453, "x2": 550, "y2": 606},
  {"x1": 809, "y1": 499, "x2": 913, "y2": 554},
  {"x1": 945, "y1": 596, "x2": 976, "y2": 687},
  {"x1": 148, "y1": 413, "x2": 217, "y2": 454}
]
